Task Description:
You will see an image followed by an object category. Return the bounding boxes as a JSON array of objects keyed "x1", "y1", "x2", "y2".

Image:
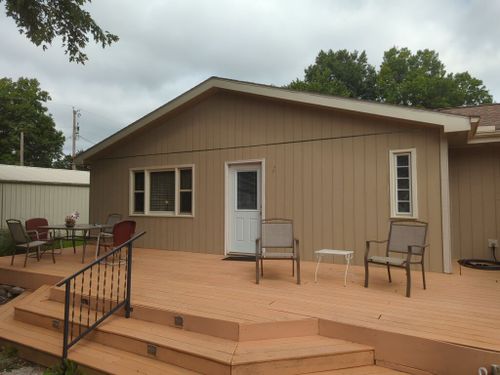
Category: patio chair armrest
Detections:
[
  {"x1": 26, "y1": 229, "x2": 40, "y2": 240},
  {"x1": 407, "y1": 243, "x2": 429, "y2": 259}
]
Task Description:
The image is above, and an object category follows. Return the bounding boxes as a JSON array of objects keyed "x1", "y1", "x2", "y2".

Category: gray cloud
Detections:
[{"x1": 1, "y1": 0, "x2": 498, "y2": 154}]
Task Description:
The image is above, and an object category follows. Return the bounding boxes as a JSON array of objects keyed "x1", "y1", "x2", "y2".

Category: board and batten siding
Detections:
[
  {"x1": 90, "y1": 91, "x2": 444, "y2": 271},
  {"x1": 0, "y1": 182, "x2": 89, "y2": 228},
  {"x1": 449, "y1": 144, "x2": 500, "y2": 260}
]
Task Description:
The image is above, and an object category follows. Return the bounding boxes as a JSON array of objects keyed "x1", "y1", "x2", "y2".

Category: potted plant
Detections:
[{"x1": 65, "y1": 211, "x2": 80, "y2": 228}]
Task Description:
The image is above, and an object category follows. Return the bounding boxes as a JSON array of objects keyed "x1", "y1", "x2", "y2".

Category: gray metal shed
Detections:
[{"x1": 0, "y1": 164, "x2": 89, "y2": 228}]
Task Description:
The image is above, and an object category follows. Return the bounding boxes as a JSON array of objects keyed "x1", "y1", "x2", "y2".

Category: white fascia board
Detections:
[{"x1": 78, "y1": 77, "x2": 472, "y2": 163}]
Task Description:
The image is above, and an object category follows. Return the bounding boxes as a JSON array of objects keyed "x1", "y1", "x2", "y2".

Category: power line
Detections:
[{"x1": 78, "y1": 135, "x2": 96, "y2": 145}]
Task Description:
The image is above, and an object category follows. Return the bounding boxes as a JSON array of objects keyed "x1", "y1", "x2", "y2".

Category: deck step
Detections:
[
  {"x1": 0, "y1": 289, "x2": 197, "y2": 374},
  {"x1": 15, "y1": 285, "x2": 375, "y2": 375},
  {"x1": 48, "y1": 285, "x2": 319, "y2": 341}
]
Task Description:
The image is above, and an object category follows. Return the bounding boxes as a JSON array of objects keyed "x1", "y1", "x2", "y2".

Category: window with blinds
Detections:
[
  {"x1": 130, "y1": 166, "x2": 194, "y2": 216},
  {"x1": 150, "y1": 171, "x2": 175, "y2": 212}
]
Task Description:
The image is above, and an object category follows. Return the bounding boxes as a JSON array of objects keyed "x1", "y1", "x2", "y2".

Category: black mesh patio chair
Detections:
[
  {"x1": 256, "y1": 218, "x2": 300, "y2": 285},
  {"x1": 6, "y1": 219, "x2": 53, "y2": 267},
  {"x1": 364, "y1": 220, "x2": 428, "y2": 297},
  {"x1": 88, "y1": 213, "x2": 122, "y2": 256}
]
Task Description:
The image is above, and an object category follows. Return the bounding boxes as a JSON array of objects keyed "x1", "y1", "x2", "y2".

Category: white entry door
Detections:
[{"x1": 228, "y1": 163, "x2": 261, "y2": 254}]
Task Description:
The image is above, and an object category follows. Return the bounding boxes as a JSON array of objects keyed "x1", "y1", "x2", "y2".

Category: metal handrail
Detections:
[{"x1": 59, "y1": 231, "x2": 145, "y2": 364}]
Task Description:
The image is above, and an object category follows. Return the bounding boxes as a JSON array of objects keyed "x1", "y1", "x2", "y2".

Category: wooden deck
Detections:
[{"x1": 0, "y1": 247, "x2": 499, "y2": 374}]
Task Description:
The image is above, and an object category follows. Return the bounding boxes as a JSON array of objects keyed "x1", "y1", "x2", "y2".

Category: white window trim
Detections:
[
  {"x1": 389, "y1": 149, "x2": 418, "y2": 219},
  {"x1": 129, "y1": 164, "x2": 195, "y2": 218}
]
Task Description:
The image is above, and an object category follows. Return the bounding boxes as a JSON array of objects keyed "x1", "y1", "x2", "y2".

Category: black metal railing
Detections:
[{"x1": 57, "y1": 231, "x2": 145, "y2": 363}]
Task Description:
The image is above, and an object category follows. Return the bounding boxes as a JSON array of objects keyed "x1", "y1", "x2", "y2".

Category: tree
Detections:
[
  {"x1": 1, "y1": 0, "x2": 119, "y2": 64},
  {"x1": 288, "y1": 49, "x2": 378, "y2": 100},
  {"x1": 0, "y1": 77, "x2": 65, "y2": 167},
  {"x1": 377, "y1": 47, "x2": 492, "y2": 108},
  {"x1": 53, "y1": 150, "x2": 86, "y2": 170},
  {"x1": 288, "y1": 47, "x2": 493, "y2": 108}
]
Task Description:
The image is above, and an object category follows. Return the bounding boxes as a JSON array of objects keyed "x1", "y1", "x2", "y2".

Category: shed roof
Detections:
[
  {"x1": 77, "y1": 76, "x2": 474, "y2": 163},
  {"x1": 0, "y1": 164, "x2": 89, "y2": 186}
]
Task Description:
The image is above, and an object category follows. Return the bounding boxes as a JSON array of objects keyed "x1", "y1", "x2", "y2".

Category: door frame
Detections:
[{"x1": 224, "y1": 158, "x2": 266, "y2": 256}]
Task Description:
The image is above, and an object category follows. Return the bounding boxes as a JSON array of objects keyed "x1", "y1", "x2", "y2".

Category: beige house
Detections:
[{"x1": 77, "y1": 77, "x2": 500, "y2": 273}]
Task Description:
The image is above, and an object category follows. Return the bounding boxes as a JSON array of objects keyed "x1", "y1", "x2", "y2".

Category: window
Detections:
[
  {"x1": 179, "y1": 169, "x2": 193, "y2": 214},
  {"x1": 133, "y1": 172, "x2": 145, "y2": 214},
  {"x1": 237, "y1": 171, "x2": 258, "y2": 210},
  {"x1": 389, "y1": 149, "x2": 417, "y2": 218},
  {"x1": 130, "y1": 166, "x2": 194, "y2": 216}
]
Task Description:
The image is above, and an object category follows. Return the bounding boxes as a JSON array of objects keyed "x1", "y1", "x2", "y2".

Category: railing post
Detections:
[
  {"x1": 125, "y1": 243, "x2": 133, "y2": 318},
  {"x1": 62, "y1": 280, "x2": 70, "y2": 364}
]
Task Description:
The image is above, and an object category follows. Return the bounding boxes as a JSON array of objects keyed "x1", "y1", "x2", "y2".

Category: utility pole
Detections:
[
  {"x1": 72, "y1": 107, "x2": 80, "y2": 170},
  {"x1": 19, "y1": 131, "x2": 24, "y2": 166}
]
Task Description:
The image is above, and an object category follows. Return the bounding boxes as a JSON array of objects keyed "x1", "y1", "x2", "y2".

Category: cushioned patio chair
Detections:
[
  {"x1": 256, "y1": 218, "x2": 300, "y2": 284},
  {"x1": 98, "y1": 220, "x2": 136, "y2": 256},
  {"x1": 6, "y1": 219, "x2": 54, "y2": 267},
  {"x1": 364, "y1": 220, "x2": 428, "y2": 297},
  {"x1": 26, "y1": 217, "x2": 62, "y2": 256}
]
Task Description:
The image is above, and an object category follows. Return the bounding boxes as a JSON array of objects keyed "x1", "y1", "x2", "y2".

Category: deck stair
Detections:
[{"x1": 7, "y1": 285, "x2": 405, "y2": 374}]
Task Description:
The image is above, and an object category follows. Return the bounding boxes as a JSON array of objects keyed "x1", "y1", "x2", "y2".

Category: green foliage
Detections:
[
  {"x1": 52, "y1": 150, "x2": 87, "y2": 170},
  {"x1": 288, "y1": 49, "x2": 377, "y2": 100},
  {"x1": 44, "y1": 359, "x2": 83, "y2": 375},
  {"x1": 377, "y1": 47, "x2": 492, "y2": 108},
  {"x1": 0, "y1": 229, "x2": 14, "y2": 257},
  {"x1": 289, "y1": 47, "x2": 493, "y2": 109},
  {"x1": 1, "y1": 0, "x2": 119, "y2": 64},
  {"x1": 0, "y1": 77, "x2": 65, "y2": 167}
]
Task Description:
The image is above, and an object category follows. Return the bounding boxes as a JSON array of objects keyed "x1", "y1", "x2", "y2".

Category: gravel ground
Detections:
[{"x1": 1, "y1": 366, "x2": 45, "y2": 374}]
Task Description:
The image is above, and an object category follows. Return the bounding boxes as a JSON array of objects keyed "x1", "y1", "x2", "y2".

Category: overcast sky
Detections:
[{"x1": 1, "y1": 0, "x2": 499, "y2": 154}]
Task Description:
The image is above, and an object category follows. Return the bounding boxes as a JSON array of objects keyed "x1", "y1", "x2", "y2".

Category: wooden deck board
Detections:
[{"x1": 0, "y1": 247, "x2": 499, "y2": 353}]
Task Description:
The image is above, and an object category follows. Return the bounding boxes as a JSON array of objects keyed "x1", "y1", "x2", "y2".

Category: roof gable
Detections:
[{"x1": 77, "y1": 77, "x2": 473, "y2": 163}]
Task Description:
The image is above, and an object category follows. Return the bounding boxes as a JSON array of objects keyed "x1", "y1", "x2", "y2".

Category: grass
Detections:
[
  {"x1": 0, "y1": 230, "x2": 84, "y2": 257},
  {"x1": 0, "y1": 230, "x2": 14, "y2": 257}
]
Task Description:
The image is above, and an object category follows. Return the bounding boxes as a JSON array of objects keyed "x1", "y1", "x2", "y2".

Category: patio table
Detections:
[
  {"x1": 39, "y1": 224, "x2": 112, "y2": 263},
  {"x1": 314, "y1": 249, "x2": 354, "y2": 286}
]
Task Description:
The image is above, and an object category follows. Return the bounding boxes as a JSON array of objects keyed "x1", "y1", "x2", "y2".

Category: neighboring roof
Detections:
[
  {"x1": 440, "y1": 103, "x2": 500, "y2": 130},
  {"x1": 77, "y1": 77, "x2": 473, "y2": 163},
  {"x1": 0, "y1": 164, "x2": 89, "y2": 186}
]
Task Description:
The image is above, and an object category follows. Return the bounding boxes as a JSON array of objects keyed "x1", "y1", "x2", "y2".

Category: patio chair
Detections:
[
  {"x1": 26, "y1": 217, "x2": 62, "y2": 257},
  {"x1": 6, "y1": 219, "x2": 54, "y2": 267},
  {"x1": 89, "y1": 214, "x2": 122, "y2": 247},
  {"x1": 256, "y1": 218, "x2": 300, "y2": 284},
  {"x1": 364, "y1": 220, "x2": 428, "y2": 297},
  {"x1": 98, "y1": 220, "x2": 136, "y2": 256}
]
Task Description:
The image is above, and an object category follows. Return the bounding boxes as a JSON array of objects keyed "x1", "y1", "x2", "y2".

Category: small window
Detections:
[
  {"x1": 390, "y1": 149, "x2": 417, "y2": 218},
  {"x1": 133, "y1": 171, "x2": 145, "y2": 214},
  {"x1": 130, "y1": 166, "x2": 194, "y2": 216}
]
